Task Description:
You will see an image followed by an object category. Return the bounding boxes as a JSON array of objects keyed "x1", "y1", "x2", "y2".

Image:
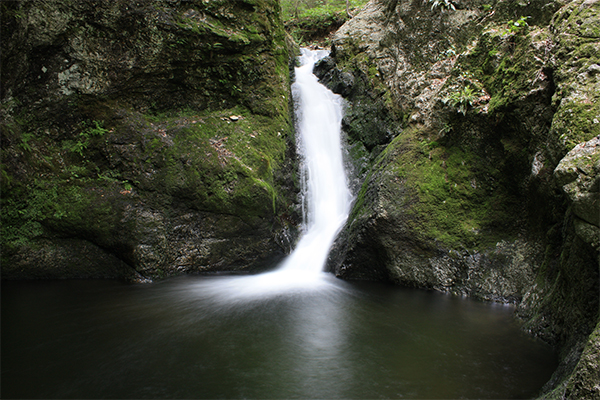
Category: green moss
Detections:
[
  {"x1": 378, "y1": 129, "x2": 518, "y2": 250},
  {"x1": 458, "y1": 24, "x2": 548, "y2": 115},
  {"x1": 138, "y1": 105, "x2": 291, "y2": 218},
  {"x1": 553, "y1": 101, "x2": 600, "y2": 151},
  {"x1": 0, "y1": 174, "x2": 123, "y2": 254}
]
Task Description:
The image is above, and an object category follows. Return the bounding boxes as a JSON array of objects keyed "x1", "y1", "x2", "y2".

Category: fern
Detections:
[{"x1": 445, "y1": 87, "x2": 477, "y2": 116}]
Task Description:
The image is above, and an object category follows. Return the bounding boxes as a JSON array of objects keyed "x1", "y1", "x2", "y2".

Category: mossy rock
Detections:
[{"x1": 0, "y1": 0, "x2": 300, "y2": 280}]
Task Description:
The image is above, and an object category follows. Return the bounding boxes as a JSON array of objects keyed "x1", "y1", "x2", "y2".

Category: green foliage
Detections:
[
  {"x1": 439, "y1": 122, "x2": 453, "y2": 136},
  {"x1": 1, "y1": 177, "x2": 114, "y2": 252},
  {"x1": 62, "y1": 120, "x2": 108, "y2": 156},
  {"x1": 281, "y1": 0, "x2": 367, "y2": 20},
  {"x1": 83, "y1": 120, "x2": 109, "y2": 137},
  {"x1": 438, "y1": 48, "x2": 456, "y2": 60},
  {"x1": 506, "y1": 16, "x2": 530, "y2": 34},
  {"x1": 281, "y1": 0, "x2": 369, "y2": 45},
  {"x1": 444, "y1": 86, "x2": 477, "y2": 115},
  {"x1": 1, "y1": 195, "x2": 44, "y2": 249},
  {"x1": 19, "y1": 132, "x2": 35, "y2": 152}
]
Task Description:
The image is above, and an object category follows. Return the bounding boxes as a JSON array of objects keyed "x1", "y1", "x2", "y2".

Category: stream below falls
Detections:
[{"x1": 1, "y1": 276, "x2": 557, "y2": 399}]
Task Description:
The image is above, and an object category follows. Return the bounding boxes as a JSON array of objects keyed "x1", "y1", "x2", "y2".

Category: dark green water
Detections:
[{"x1": 2, "y1": 275, "x2": 557, "y2": 399}]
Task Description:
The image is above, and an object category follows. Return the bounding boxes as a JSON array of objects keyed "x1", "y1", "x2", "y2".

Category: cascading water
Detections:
[
  {"x1": 279, "y1": 48, "x2": 352, "y2": 275},
  {"x1": 197, "y1": 48, "x2": 352, "y2": 300}
]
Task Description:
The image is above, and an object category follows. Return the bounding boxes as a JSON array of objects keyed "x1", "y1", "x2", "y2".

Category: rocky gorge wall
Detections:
[
  {"x1": 1, "y1": 0, "x2": 300, "y2": 281},
  {"x1": 319, "y1": 0, "x2": 599, "y2": 397},
  {"x1": 1, "y1": 0, "x2": 598, "y2": 397}
]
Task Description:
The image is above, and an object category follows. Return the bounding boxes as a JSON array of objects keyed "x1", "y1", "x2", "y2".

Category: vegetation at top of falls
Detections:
[
  {"x1": 281, "y1": 0, "x2": 365, "y2": 19},
  {"x1": 281, "y1": 0, "x2": 369, "y2": 46}
]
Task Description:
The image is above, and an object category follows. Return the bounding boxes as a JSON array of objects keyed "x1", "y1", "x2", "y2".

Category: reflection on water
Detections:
[{"x1": 2, "y1": 276, "x2": 557, "y2": 399}]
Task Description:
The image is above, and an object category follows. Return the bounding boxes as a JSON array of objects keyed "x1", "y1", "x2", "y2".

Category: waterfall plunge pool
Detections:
[
  {"x1": 1, "y1": 276, "x2": 557, "y2": 399},
  {"x1": 1, "y1": 49, "x2": 557, "y2": 399}
]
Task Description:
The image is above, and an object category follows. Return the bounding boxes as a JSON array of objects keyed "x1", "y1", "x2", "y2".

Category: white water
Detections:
[
  {"x1": 280, "y1": 48, "x2": 352, "y2": 275},
  {"x1": 195, "y1": 49, "x2": 352, "y2": 301}
]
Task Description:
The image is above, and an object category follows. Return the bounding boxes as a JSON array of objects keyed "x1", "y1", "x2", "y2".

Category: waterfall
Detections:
[
  {"x1": 280, "y1": 48, "x2": 352, "y2": 274},
  {"x1": 194, "y1": 49, "x2": 352, "y2": 300}
]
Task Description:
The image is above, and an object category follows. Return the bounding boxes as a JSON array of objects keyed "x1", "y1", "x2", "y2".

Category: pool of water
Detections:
[{"x1": 1, "y1": 275, "x2": 557, "y2": 399}]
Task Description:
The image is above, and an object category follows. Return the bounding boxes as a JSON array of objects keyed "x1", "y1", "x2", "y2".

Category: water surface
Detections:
[{"x1": 2, "y1": 276, "x2": 557, "y2": 399}]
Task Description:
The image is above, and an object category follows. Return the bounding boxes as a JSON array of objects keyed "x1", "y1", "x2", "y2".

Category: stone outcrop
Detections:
[
  {"x1": 554, "y1": 135, "x2": 600, "y2": 251},
  {"x1": 320, "y1": 0, "x2": 599, "y2": 397},
  {"x1": 0, "y1": 0, "x2": 300, "y2": 281}
]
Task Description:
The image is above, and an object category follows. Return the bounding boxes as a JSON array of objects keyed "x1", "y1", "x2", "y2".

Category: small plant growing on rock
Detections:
[
  {"x1": 62, "y1": 120, "x2": 108, "y2": 156},
  {"x1": 439, "y1": 122, "x2": 453, "y2": 136},
  {"x1": 506, "y1": 16, "x2": 530, "y2": 34},
  {"x1": 426, "y1": 0, "x2": 456, "y2": 11},
  {"x1": 444, "y1": 86, "x2": 477, "y2": 115}
]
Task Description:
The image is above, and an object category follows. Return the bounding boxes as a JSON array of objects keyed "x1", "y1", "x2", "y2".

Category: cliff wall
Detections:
[
  {"x1": 1, "y1": 0, "x2": 300, "y2": 281},
  {"x1": 320, "y1": 0, "x2": 599, "y2": 397}
]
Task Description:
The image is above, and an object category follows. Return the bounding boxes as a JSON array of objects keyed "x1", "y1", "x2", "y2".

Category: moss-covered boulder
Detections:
[{"x1": 1, "y1": 0, "x2": 300, "y2": 281}]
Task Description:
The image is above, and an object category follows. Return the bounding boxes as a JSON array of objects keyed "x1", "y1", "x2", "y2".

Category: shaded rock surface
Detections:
[
  {"x1": 554, "y1": 135, "x2": 600, "y2": 250},
  {"x1": 1, "y1": 0, "x2": 299, "y2": 281}
]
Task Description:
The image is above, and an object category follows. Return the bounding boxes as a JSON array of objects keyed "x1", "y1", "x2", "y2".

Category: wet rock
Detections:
[{"x1": 314, "y1": 56, "x2": 355, "y2": 97}]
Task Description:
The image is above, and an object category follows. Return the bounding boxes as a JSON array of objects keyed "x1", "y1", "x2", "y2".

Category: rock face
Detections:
[
  {"x1": 554, "y1": 135, "x2": 600, "y2": 250},
  {"x1": 1, "y1": 0, "x2": 300, "y2": 281},
  {"x1": 320, "y1": 0, "x2": 599, "y2": 397}
]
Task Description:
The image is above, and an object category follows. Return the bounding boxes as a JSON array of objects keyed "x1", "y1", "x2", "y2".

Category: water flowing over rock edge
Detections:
[{"x1": 188, "y1": 48, "x2": 352, "y2": 302}]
